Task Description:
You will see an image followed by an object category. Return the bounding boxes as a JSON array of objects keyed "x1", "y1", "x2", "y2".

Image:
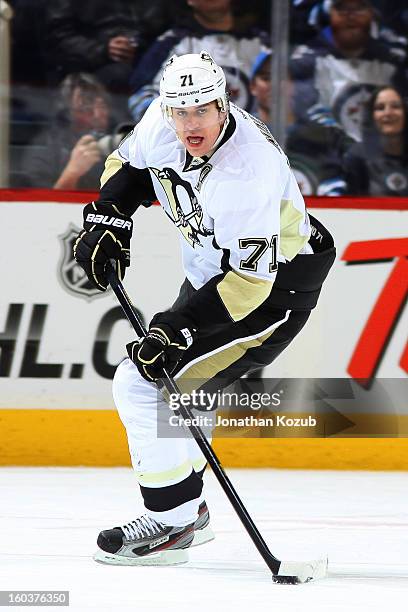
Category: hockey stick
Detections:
[{"x1": 106, "y1": 262, "x2": 327, "y2": 584}]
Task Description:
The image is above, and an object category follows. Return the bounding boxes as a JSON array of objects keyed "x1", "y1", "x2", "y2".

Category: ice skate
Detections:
[
  {"x1": 191, "y1": 501, "x2": 215, "y2": 547},
  {"x1": 94, "y1": 513, "x2": 195, "y2": 566},
  {"x1": 94, "y1": 501, "x2": 214, "y2": 566}
]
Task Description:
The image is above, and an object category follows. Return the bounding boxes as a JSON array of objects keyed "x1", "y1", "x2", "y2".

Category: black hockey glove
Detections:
[
  {"x1": 127, "y1": 312, "x2": 196, "y2": 382},
  {"x1": 73, "y1": 201, "x2": 133, "y2": 291}
]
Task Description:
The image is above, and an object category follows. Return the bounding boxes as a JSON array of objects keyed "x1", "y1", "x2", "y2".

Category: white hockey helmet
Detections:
[{"x1": 160, "y1": 51, "x2": 228, "y2": 115}]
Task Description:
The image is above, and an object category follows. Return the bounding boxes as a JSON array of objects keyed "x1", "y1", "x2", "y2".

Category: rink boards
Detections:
[{"x1": 0, "y1": 192, "x2": 407, "y2": 468}]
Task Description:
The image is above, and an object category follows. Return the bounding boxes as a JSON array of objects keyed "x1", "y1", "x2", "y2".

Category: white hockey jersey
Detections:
[{"x1": 115, "y1": 98, "x2": 311, "y2": 308}]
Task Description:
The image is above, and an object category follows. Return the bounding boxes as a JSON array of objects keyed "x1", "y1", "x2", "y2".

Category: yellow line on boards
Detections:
[{"x1": 0, "y1": 409, "x2": 407, "y2": 469}]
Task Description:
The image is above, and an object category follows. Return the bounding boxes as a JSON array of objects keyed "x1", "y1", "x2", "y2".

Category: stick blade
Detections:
[{"x1": 272, "y1": 557, "x2": 328, "y2": 584}]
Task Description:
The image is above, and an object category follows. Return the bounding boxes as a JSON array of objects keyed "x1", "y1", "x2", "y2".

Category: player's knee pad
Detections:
[{"x1": 112, "y1": 357, "x2": 160, "y2": 424}]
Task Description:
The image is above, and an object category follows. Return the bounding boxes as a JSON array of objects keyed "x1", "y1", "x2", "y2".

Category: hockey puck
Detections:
[{"x1": 272, "y1": 575, "x2": 305, "y2": 585}]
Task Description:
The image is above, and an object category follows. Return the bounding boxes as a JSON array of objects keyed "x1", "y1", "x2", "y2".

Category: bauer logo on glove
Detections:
[
  {"x1": 85, "y1": 212, "x2": 132, "y2": 230},
  {"x1": 73, "y1": 201, "x2": 133, "y2": 291}
]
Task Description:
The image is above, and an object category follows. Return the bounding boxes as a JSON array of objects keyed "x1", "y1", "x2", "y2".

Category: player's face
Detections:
[
  {"x1": 373, "y1": 88, "x2": 405, "y2": 136},
  {"x1": 172, "y1": 102, "x2": 227, "y2": 157}
]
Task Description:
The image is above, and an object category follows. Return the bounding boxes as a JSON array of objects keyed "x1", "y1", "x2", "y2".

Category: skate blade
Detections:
[
  {"x1": 272, "y1": 557, "x2": 328, "y2": 584},
  {"x1": 191, "y1": 526, "x2": 215, "y2": 547},
  {"x1": 93, "y1": 547, "x2": 189, "y2": 566}
]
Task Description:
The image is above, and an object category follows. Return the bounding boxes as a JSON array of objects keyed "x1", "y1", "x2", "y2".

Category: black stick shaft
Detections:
[{"x1": 106, "y1": 264, "x2": 282, "y2": 575}]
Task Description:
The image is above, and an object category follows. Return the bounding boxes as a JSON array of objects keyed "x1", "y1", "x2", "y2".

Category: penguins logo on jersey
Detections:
[{"x1": 150, "y1": 167, "x2": 213, "y2": 247}]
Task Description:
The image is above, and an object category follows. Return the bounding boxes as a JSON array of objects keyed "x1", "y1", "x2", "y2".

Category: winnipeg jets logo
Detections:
[
  {"x1": 385, "y1": 172, "x2": 408, "y2": 192},
  {"x1": 151, "y1": 167, "x2": 213, "y2": 247},
  {"x1": 223, "y1": 66, "x2": 252, "y2": 111},
  {"x1": 333, "y1": 83, "x2": 376, "y2": 141},
  {"x1": 58, "y1": 224, "x2": 107, "y2": 300}
]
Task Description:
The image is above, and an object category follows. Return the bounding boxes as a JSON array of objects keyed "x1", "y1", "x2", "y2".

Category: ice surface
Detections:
[{"x1": 0, "y1": 468, "x2": 407, "y2": 611}]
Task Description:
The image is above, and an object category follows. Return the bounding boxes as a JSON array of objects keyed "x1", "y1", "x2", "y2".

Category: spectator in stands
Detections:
[
  {"x1": 44, "y1": 0, "x2": 175, "y2": 94},
  {"x1": 232, "y1": 0, "x2": 324, "y2": 44},
  {"x1": 128, "y1": 0, "x2": 268, "y2": 122},
  {"x1": 289, "y1": 0, "x2": 325, "y2": 45},
  {"x1": 343, "y1": 85, "x2": 408, "y2": 195},
  {"x1": 289, "y1": 0, "x2": 406, "y2": 142},
  {"x1": 307, "y1": 0, "x2": 408, "y2": 56},
  {"x1": 22, "y1": 73, "x2": 130, "y2": 190},
  {"x1": 249, "y1": 50, "x2": 272, "y2": 125},
  {"x1": 250, "y1": 50, "x2": 351, "y2": 195}
]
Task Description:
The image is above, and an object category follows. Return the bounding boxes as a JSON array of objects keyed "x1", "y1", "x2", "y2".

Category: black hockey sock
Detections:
[{"x1": 140, "y1": 470, "x2": 204, "y2": 512}]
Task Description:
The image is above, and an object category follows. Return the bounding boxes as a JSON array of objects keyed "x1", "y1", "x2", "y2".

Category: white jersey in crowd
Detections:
[{"x1": 115, "y1": 98, "x2": 311, "y2": 294}]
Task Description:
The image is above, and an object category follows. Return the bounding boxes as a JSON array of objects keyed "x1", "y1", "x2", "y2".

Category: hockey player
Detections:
[{"x1": 73, "y1": 51, "x2": 336, "y2": 566}]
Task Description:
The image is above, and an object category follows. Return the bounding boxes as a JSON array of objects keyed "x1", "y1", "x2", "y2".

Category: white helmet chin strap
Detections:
[{"x1": 210, "y1": 112, "x2": 230, "y2": 152}]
